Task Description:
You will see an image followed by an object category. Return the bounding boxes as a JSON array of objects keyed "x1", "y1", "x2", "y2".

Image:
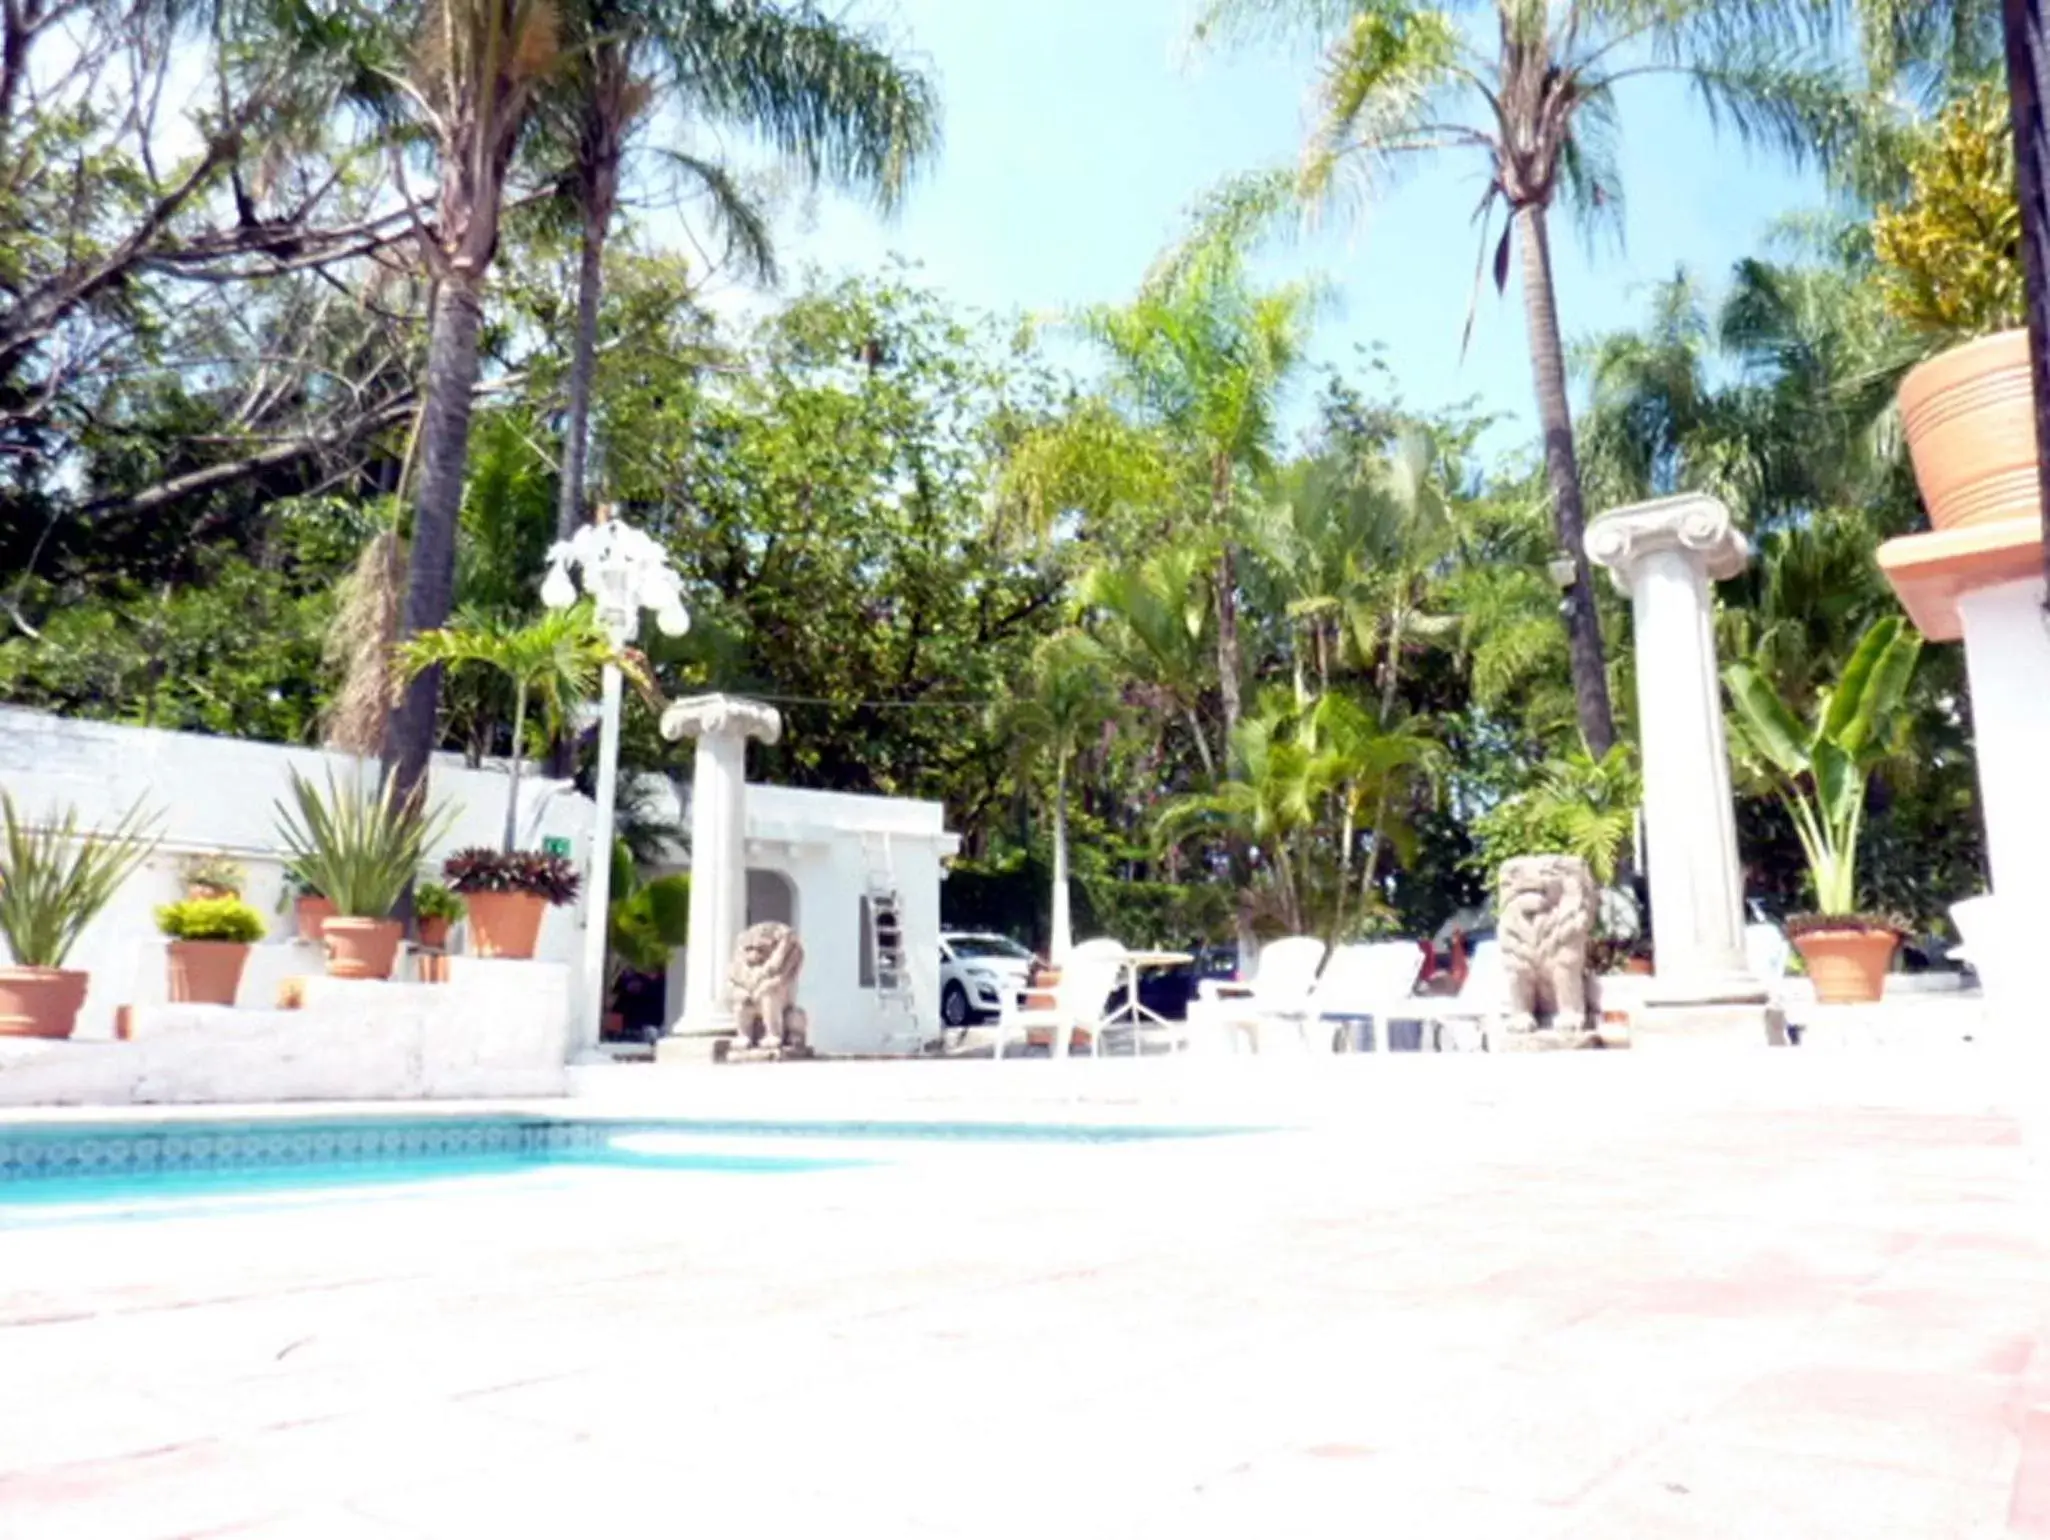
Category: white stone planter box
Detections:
[{"x1": 0, "y1": 959, "x2": 569, "y2": 1106}]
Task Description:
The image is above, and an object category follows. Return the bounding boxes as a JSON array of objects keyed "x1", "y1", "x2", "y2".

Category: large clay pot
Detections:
[
  {"x1": 0, "y1": 967, "x2": 89, "y2": 1039},
  {"x1": 463, "y1": 891, "x2": 546, "y2": 959},
  {"x1": 295, "y1": 895, "x2": 336, "y2": 942},
  {"x1": 323, "y1": 917, "x2": 403, "y2": 980},
  {"x1": 1898, "y1": 329, "x2": 2040, "y2": 531},
  {"x1": 166, "y1": 940, "x2": 249, "y2": 1006},
  {"x1": 1792, "y1": 928, "x2": 1900, "y2": 1006}
]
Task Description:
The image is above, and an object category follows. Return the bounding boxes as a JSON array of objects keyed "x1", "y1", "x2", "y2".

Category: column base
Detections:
[{"x1": 1629, "y1": 1001, "x2": 1789, "y2": 1048}]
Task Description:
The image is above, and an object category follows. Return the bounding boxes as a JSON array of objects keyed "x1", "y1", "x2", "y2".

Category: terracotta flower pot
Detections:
[
  {"x1": 1898, "y1": 329, "x2": 2041, "y2": 532},
  {"x1": 1792, "y1": 928, "x2": 1900, "y2": 1006},
  {"x1": 166, "y1": 940, "x2": 249, "y2": 1006},
  {"x1": 295, "y1": 895, "x2": 336, "y2": 942},
  {"x1": 187, "y1": 882, "x2": 237, "y2": 902},
  {"x1": 323, "y1": 917, "x2": 403, "y2": 980},
  {"x1": 417, "y1": 916, "x2": 451, "y2": 951},
  {"x1": 0, "y1": 967, "x2": 89, "y2": 1039},
  {"x1": 463, "y1": 891, "x2": 546, "y2": 959}
]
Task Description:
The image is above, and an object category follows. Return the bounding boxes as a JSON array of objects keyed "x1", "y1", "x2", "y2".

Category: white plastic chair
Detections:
[
  {"x1": 991, "y1": 940, "x2": 1125, "y2": 1061},
  {"x1": 1744, "y1": 922, "x2": 1792, "y2": 990},
  {"x1": 1309, "y1": 940, "x2": 1427, "y2": 1053},
  {"x1": 1187, "y1": 936, "x2": 1327, "y2": 1052}
]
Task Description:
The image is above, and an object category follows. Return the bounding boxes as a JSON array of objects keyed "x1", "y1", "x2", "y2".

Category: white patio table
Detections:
[{"x1": 1098, "y1": 949, "x2": 1194, "y2": 1054}]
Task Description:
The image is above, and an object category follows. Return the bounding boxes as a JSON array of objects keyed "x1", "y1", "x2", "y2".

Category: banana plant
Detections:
[
  {"x1": 1724, "y1": 617, "x2": 1922, "y2": 918},
  {"x1": 607, "y1": 840, "x2": 689, "y2": 990}
]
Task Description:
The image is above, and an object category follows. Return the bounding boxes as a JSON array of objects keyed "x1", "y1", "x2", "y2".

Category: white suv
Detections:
[{"x1": 939, "y1": 932, "x2": 1036, "y2": 1028}]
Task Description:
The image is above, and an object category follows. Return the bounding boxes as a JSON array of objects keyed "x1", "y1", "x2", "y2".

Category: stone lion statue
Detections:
[
  {"x1": 1496, "y1": 855, "x2": 1597, "y2": 1036},
  {"x1": 729, "y1": 922, "x2": 806, "y2": 1051}
]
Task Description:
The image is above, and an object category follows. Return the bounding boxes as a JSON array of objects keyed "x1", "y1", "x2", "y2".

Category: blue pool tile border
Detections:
[{"x1": 0, "y1": 1115, "x2": 1263, "y2": 1186}]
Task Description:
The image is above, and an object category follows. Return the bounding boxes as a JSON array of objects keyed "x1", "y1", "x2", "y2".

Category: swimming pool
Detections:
[{"x1": 0, "y1": 1113, "x2": 1256, "y2": 1225}]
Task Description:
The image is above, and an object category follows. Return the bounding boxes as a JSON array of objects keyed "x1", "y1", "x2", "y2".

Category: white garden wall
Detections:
[{"x1": 0, "y1": 708, "x2": 596, "y2": 1041}]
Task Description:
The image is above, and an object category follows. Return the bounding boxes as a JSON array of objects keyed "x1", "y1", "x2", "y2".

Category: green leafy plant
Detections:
[
  {"x1": 179, "y1": 852, "x2": 247, "y2": 896},
  {"x1": 0, "y1": 793, "x2": 160, "y2": 968},
  {"x1": 1872, "y1": 83, "x2": 2026, "y2": 341},
  {"x1": 1725, "y1": 616, "x2": 1922, "y2": 924},
  {"x1": 414, "y1": 882, "x2": 465, "y2": 924},
  {"x1": 442, "y1": 848, "x2": 582, "y2": 906},
  {"x1": 155, "y1": 897, "x2": 266, "y2": 943},
  {"x1": 274, "y1": 770, "x2": 452, "y2": 920},
  {"x1": 1470, "y1": 744, "x2": 1642, "y2": 886},
  {"x1": 607, "y1": 841, "x2": 689, "y2": 985}
]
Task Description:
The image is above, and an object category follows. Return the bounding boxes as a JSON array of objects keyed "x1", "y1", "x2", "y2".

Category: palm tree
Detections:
[
  {"x1": 543, "y1": 0, "x2": 939, "y2": 538},
  {"x1": 1000, "y1": 632, "x2": 1120, "y2": 962},
  {"x1": 1077, "y1": 546, "x2": 1221, "y2": 780},
  {"x1": 1195, "y1": 0, "x2": 1858, "y2": 758},
  {"x1": 382, "y1": 0, "x2": 566, "y2": 807},
  {"x1": 1074, "y1": 243, "x2": 1318, "y2": 759},
  {"x1": 1301, "y1": 690, "x2": 1444, "y2": 936},
  {"x1": 395, "y1": 604, "x2": 621, "y2": 849}
]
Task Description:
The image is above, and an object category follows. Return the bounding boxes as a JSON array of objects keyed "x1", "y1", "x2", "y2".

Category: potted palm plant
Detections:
[
  {"x1": 1725, "y1": 618, "x2": 1923, "y2": 1004},
  {"x1": 442, "y1": 849, "x2": 580, "y2": 959},
  {"x1": 0, "y1": 793, "x2": 159, "y2": 1038},
  {"x1": 1878, "y1": 83, "x2": 2036, "y2": 533},
  {"x1": 275, "y1": 769, "x2": 451, "y2": 980},
  {"x1": 156, "y1": 896, "x2": 265, "y2": 1005}
]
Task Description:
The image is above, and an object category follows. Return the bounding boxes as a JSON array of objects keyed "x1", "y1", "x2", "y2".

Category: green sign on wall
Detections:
[{"x1": 542, "y1": 836, "x2": 572, "y2": 859}]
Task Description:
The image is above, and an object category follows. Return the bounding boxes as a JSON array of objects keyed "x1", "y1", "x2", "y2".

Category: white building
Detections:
[{"x1": 633, "y1": 776, "x2": 961, "y2": 1056}]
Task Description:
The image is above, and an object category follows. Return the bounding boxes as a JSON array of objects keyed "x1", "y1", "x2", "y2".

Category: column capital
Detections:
[
  {"x1": 659, "y1": 693, "x2": 782, "y2": 747},
  {"x1": 1585, "y1": 494, "x2": 1751, "y2": 594}
]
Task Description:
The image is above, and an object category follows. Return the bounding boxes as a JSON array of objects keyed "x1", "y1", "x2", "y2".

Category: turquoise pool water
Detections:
[{"x1": 0, "y1": 1115, "x2": 1253, "y2": 1227}]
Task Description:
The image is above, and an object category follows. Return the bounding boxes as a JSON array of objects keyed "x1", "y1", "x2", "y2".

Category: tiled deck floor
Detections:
[{"x1": 2, "y1": 1051, "x2": 2046, "y2": 1539}]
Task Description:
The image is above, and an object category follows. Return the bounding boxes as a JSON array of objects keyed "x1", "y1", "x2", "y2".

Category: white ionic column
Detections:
[
  {"x1": 658, "y1": 694, "x2": 781, "y2": 1039},
  {"x1": 1587, "y1": 495, "x2": 1776, "y2": 1039}
]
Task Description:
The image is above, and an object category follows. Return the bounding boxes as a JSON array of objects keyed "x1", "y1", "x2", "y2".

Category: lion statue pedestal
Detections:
[{"x1": 1494, "y1": 855, "x2": 1603, "y2": 1051}]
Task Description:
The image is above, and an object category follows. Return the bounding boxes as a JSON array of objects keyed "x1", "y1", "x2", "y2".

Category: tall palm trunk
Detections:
[
  {"x1": 1362, "y1": 601, "x2": 1405, "y2": 908},
  {"x1": 1515, "y1": 202, "x2": 1616, "y2": 759},
  {"x1": 556, "y1": 69, "x2": 627, "y2": 540},
  {"x1": 386, "y1": 278, "x2": 487, "y2": 804},
  {"x1": 1210, "y1": 456, "x2": 1257, "y2": 961},
  {"x1": 1049, "y1": 755, "x2": 1073, "y2": 963}
]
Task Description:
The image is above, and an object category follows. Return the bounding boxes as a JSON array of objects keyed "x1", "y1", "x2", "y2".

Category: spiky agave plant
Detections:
[
  {"x1": 274, "y1": 768, "x2": 453, "y2": 919},
  {"x1": 0, "y1": 793, "x2": 160, "y2": 969}
]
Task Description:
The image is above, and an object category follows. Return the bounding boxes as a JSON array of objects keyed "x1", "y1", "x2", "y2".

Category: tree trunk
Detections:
[
  {"x1": 556, "y1": 134, "x2": 620, "y2": 541},
  {"x1": 385, "y1": 278, "x2": 486, "y2": 807},
  {"x1": 1050, "y1": 757, "x2": 1073, "y2": 964},
  {"x1": 1361, "y1": 602, "x2": 1406, "y2": 908},
  {"x1": 502, "y1": 677, "x2": 527, "y2": 852},
  {"x1": 1515, "y1": 202, "x2": 1616, "y2": 758},
  {"x1": 2000, "y1": 0, "x2": 2050, "y2": 611}
]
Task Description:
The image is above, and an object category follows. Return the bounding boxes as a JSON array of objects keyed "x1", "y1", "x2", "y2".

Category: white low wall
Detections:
[
  {"x1": 0, "y1": 708, "x2": 597, "y2": 1040},
  {"x1": 0, "y1": 960, "x2": 569, "y2": 1106}
]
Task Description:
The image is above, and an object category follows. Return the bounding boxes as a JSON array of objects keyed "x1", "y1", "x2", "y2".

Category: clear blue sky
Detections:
[{"x1": 752, "y1": 0, "x2": 1831, "y2": 458}]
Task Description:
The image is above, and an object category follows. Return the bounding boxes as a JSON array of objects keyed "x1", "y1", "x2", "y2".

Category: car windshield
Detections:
[{"x1": 948, "y1": 936, "x2": 1030, "y2": 961}]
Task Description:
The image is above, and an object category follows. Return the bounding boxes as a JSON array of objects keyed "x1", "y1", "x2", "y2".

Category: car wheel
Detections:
[{"x1": 941, "y1": 981, "x2": 971, "y2": 1028}]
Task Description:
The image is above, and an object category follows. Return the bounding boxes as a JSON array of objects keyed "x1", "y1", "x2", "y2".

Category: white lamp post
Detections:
[{"x1": 541, "y1": 509, "x2": 689, "y2": 1055}]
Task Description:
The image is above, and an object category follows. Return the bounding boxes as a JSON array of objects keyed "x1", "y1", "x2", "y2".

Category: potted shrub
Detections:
[
  {"x1": 180, "y1": 852, "x2": 246, "y2": 900},
  {"x1": 156, "y1": 896, "x2": 265, "y2": 1005},
  {"x1": 275, "y1": 769, "x2": 450, "y2": 980},
  {"x1": 284, "y1": 868, "x2": 335, "y2": 941},
  {"x1": 0, "y1": 793, "x2": 159, "y2": 1038},
  {"x1": 1875, "y1": 84, "x2": 2036, "y2": 532},
  {"x1": 443, "y1": 848, "x2": 580, "y2": 960},
  {"x1": 1725, "y1": 618, "x2": 1923, "y2": 1004},
  {"x1": 415, "y1": 881, "x2": 463, "y2": 951}
]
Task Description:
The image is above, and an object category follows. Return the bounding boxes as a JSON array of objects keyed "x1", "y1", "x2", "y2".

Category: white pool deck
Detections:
[{"x1": 3, "y1": 1045, "x2": 2048, "y2": 1539}]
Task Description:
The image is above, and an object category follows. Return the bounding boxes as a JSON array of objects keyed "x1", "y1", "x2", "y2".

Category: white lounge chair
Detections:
[
  {"x1": 1385, "y1": 940, "x2": 1506, "y2": 1051},
  {"x1": 1186, "y1": 936, "x2": 1327, "y2": 1052},
  {"x1": 1745, "y1": 922, "x2": 1792, "y2": 988},
  {"x1": 991, "y1": 940, "x2": 1126, "y2": 1061},
  {"x1": 1308, "y1": 940, "x2": 1428, "y2": 1053}
]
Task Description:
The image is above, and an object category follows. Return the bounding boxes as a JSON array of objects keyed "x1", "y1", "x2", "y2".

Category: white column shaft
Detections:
[
  {"x1": 1628, "y1": 548, "x2": 1750, "y2": 991},
  {"x1": 679, "y1": 730, "x2": 747, "y2": 1033}
]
